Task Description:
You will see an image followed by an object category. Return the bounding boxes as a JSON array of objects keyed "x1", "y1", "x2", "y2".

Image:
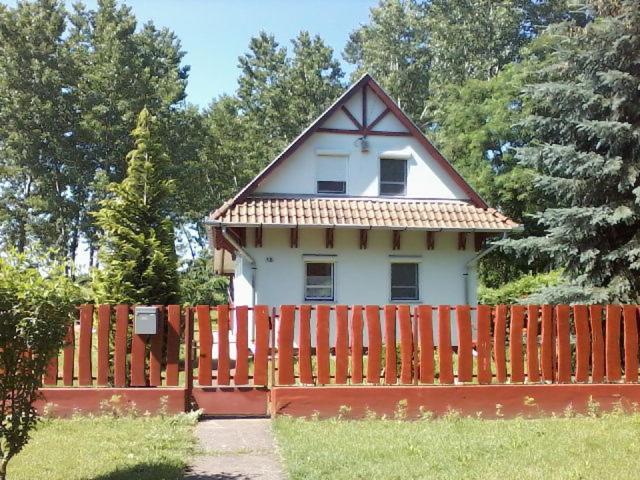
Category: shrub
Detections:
[
  {"x1": 478, "y1": 270, "x2": 562, "y2": 304},
  {"x1": 0, "y1": 252, "x2": 80, "y2": 479}
]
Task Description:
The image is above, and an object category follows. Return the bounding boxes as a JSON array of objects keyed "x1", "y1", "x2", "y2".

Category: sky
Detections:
[{"x1": 15, "y1": 0, "x2": 380, "y2": 107}]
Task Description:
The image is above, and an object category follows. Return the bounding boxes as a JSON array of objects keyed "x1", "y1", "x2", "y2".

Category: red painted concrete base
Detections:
[
  {"x1": 37, "y1": 388, "x2": 187, "y2": 417},
  {"x1": 271, "y1": 384, "x2": 640, "y2": 419},
  {"x1": 192, "y1": 387, "x2": 269, "y2": 416}
]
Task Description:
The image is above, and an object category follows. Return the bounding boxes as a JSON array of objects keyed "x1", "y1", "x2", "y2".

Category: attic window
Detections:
[
  {"x1": 380, "y1": 158, "x2": 407, "y2": 196},
  {"x1": 316, "y1": 156, "x2": 347, "y2": 195}
]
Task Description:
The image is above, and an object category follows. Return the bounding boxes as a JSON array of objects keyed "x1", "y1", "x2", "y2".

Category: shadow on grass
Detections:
[{"x1": 92, "y1": 462, "x2": 253, "y2": 480}]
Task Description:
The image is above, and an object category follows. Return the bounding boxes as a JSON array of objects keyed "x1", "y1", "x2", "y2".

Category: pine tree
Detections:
[
  {"x1": 93, "y1": 108, "x2": 179, "y2": 305},
  {"x1": 505, "y1": 0, "x2": 640, "y2": 303}
]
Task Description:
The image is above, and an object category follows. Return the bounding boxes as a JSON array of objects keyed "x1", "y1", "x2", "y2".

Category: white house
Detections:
[{"x1": 206, "y1": 74, "x2": 519, "y2": 310}]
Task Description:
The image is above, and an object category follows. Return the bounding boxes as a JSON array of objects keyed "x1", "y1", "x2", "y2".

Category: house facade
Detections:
[{"x1": 207, "y1": 74, "x2": 519, "y2": 309}]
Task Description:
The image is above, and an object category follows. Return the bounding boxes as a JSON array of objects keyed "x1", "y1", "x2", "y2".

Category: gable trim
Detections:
[{"x1": 227, "y1": 73, "x2": 487, "y2": 210}]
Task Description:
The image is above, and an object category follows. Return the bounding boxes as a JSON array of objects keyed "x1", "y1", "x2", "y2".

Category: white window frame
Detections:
[
  {"x1": 304, "y1": 260, "x2": 335, "y2": 302},
  {"x1": 390, "y1": 260, "x2": 420, "y2": 302},
  {"x1": 316, "y1": 153, "x2": 348, "y2": 196},
  {"x1": 379, "y1": 158, "x2": 407, "y2": 196}
]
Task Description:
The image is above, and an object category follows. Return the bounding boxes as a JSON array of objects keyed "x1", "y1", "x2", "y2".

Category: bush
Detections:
[
  {"x1": 179, "y1": 254, "x2": 229, "y2": 305},
  {"x1": 478, "y1": 270, "x2": 562, "y2": 305},
  {"x1": 0, "y1": 252, "x2": 80, "y2": 479}
]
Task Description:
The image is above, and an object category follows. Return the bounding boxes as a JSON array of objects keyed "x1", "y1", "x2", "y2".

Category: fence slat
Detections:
[
  {"x1": 114, "y1": 305, "x2": 129, "y2": 387},
  {"x1": 235, "y1": 305, "x2": 249, "y2": 385},
  {"x1": 253, "y1": 305, "x2": 270, "y2": 385},
  {"x1": 398, "y1": 305, "x2": 413, "y2": 384},
  {"x1": 335, "y1": 305, "x2": 350, "y2": 384},
  {"x1": 298, "y1": 305, "x2": 313, "y2": 384},
  {"x1": 196, "y1": 305, "x2": 213, "y2": 386},
  {"x1": 130, "y1": 330, "x2": 147, "y2": 387},
  {"x1": 185, "y1": 307, "x2": 194, "y2": 391},
  {"x1": 351, "y1": 305, "x2": 364, "y2": 384},
  {"x1": 476, "y1": 305, "x2": 492, "y2": 384},
  {"x1": 494, "y1": 305, "x2": 507, "y2": 384},
  {"x1": 44, "y1": 356, "x2": 58, "y2": 386},
  {"x1": 556, "y1": 305, "x2": 571, "y2": 383},
  {"x1": 383, "y1": 305, "x2": 397, "y2": 384},
  {"x1": 62, "y1": 322, "x2": 75, "y2": 387},
  {"x1": 149, "y1": 306, "x2": 165, "y2": 387},
  {"x1": 574, "y1": 305, "x2": 590, "y2": 383},
  {"x1": 606, "y1": 305, "x2": 622, "y2": 382},
  {"x1": 540, "y1": 305, "x2": 554, "y2": 382},
  {"x1": 365, "y1": 305, "x2": 382, "y2": 384},
  {"x1": 456, "y1": 305, "x2": 473, "y2": 383},
  {"x1": 438, "y1": 305, "x2": 454, "y2": 385},
  {"x1": 417, "y1": 305, "x2": 434, "y2": 384},
  {"x1": 316, "y1": 305, "x2": 331, "y2": 385},
  {"x1": 590, "y1": 305, "x2": 605, "y2": 382},
  {"x1": 217, "y1": 305, "x2": 231, "y2": 385},
  {"x1": 165, "y1": 305, "x2": 181, "y2": 386},
  {"x1": 78, "y1": 304, "x2": 94, "y2": 386},
  {"x1": 97, "y1": 305, "x2": 111, "y2": 386},
  {"x1": 509, "y1": 305, "x2": 525, "y2": 383},
  {"x1": 526, "y1": 305, "x2": 540, "y2": 383},
  {"x1": 623, "y1": 305, "x2": 638, "y2": 383},
  {"x1": 277, "y1": 305, "x2": 296, "y2": 385}
]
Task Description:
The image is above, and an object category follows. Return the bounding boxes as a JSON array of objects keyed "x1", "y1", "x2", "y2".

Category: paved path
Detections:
[{"x1": 184, "y1": 418, "x2": 287, "y2": 480}]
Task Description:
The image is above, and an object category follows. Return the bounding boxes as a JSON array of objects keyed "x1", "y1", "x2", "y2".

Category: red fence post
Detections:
[
  {"x1": 78, "y1": 304, "x2": 94, "y2": 387},
  {"x1": 456, "y1": 305, "x2": 473, "y2": 383},
  {"x1": 149, "y1": 306, "x2": 165, "y2": 387},
  {"x1": 383, "y1": 305, "x2": 397, "y2": 384},
  {"x1": 298, "y1": 305, "x2": 313, "y2": 385},
  {"x1": 398, "y1": 305, "x2": 413, "y2": 384},
  {"x1": 62, "y1": 320, "x2": 75, "y2": 387},
  {"x1": 316, "y1": 305, "x2": 331, "y2": 385},
  {"x1": 476, "y1": 305, "x2": 492, "y2": 384},
  {"x1": 278, "y1": 305, "x2": 296, "y2": 385},
  {"x1": 335, "y1": 305, "x2": 350, "y2": 385},
  {"x1": 556, "y1": 305, "x2": 571, "y2": 383},
  {"x1": 510, "y1": 305, "x2": 525, "y2": 383},
  {"x1": 493, "y1": 305, "x2": 507, "y2": 384},
  {"x1": 540, "y1": 305, "x2": 554, "y2": 382},
  {"x1": 196, "y1": 305, "x2": 213, "y2": 386},
  {"x1": 417, "y1": 305, "x2": 434, "y2": 384},
  {"x1": 365, "y1": 305, "x2": 382, "y2": 384},
  {"x1": 114, "y1": 305, "x2": 129, "y2": 387},
  {"x1": 234, "y1": 305, "x2": 249, "y2": 386},
  {"x1": 217, "y1": 305, "x2": 231, "y2": 385},
  {"x1": 43, "y1": 356, "x2": 58, "y2": 386},
  {"x1": 184, "y1": 307, "x2": 194, "y2": 394},
  {"x1": 574, "y1": 305, "x2": 590, "y2": 383},
  {"x1": 590, "y1": 305, "x2": 605, "y2": 382},
  {"x1": 130, "y1": 328, "x2": 147, "y2": 387},
  {"x1": 623, "y1": 305, "x2": 638, "y2": 383},
  {"x1": 253, "y1": 305, "x2": 270, "y2": 386},
  {"x1": 350, "y1": 305, "x2": 364, "y2": 384},
  {"x1": 165, "y1": 305, "x2": 181, "y2": 387},
  {"x1": 97, "y1": 305, "x2": 111, "y2": 387},
  {"x1": 605, "y1": 305, "x2": 622, "y2": 382},
  {"x1": 438, "y1": 305, "x2": 454, "y2": 385},
  {"x1": 526, "y1": 305, "x2": 540, "y2": 383}
]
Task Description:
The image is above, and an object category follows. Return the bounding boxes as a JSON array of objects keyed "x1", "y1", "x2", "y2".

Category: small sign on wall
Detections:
[{"x1": 134, "y1": 306, "x2": 158, "y2": 335}]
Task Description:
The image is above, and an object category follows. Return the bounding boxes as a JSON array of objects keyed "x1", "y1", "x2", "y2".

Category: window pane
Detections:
[
  {"x1": 380, "y1": 159, "x2": 406, "y2": 183},
  {"x1": 391, "y1": 287, "x2": 418, "y2": 300},
  {"x1": 307, "y1": 263, "x2": 332, "y2": 277},
  {"x1": 305, "y1": 287, "x2": 333, "y2": 299},
  {"x1": 380, "y1": 182, "x2": 406, "y2": 196},
  {"x1": 305, "y1": 263, "x2": 333, "y2": 300},
  {"x1": 317, "y1": 180, "x2": 346, "y2": 194},
  {"x1": 391, "y1": 263, "x2": 418, "y2": 300}
]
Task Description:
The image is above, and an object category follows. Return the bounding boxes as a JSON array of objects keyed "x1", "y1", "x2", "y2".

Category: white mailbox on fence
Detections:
[{"x1": 134, "y1": 306, "x2": 158, "y2": 335}]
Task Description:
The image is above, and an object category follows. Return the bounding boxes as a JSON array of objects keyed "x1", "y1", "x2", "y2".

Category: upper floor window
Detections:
[
  {"x1": 316, "y1": 156, "x2": 347, "y2": 195},
  {"x1": 380, "y1": 158, "x2": 407, "y2": 196}
]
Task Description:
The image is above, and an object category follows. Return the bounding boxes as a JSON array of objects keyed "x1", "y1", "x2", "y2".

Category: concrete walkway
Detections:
[{"x1": 184, "y1": 418, "x2": 287, "y2": 480}]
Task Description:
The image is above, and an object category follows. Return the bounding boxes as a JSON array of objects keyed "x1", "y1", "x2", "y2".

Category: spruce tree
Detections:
[
  {"x1": 93, "y1": 108, "x2": 179, "y2": 305},
  {"x1": 505, "y1": 1, "x2": 640, "y2": 303}
]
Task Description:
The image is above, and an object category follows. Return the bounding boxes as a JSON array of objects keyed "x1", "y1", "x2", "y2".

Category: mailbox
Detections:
[{"x1": 134, "y1": 306, "x2": 158, "y2": 335}]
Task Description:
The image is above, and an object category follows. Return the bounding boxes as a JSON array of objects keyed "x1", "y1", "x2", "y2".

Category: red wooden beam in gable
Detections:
[{"x1": 341, "y1": 106, "x2": 363, "y2": 130}]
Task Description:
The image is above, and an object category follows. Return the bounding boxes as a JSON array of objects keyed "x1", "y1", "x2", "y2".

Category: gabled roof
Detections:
[{"x1": 215, "y1": 73, "x2": 488, "y2": 217}]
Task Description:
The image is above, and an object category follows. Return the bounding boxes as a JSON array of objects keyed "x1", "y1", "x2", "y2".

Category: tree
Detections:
[
  {"x1": 93, "y1": 108, "x2": 179, "y2": 305},
  {"x1": 344, "y1": 0, "x2": 430, "y2": 123},
  {"x1": 504, "y1": 0, "x2": 640, "y2": 303},
  {"x1": 179, "y1": 253, "x2": 229, "y2": 306},
  {"x1": 0, "y1": 251, "x2": 79, "y2": 479}
]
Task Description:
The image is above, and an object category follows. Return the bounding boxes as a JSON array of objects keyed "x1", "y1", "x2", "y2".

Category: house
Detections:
[{"x1": 206, "y1": 74, "x2": 519, "y2": 311}]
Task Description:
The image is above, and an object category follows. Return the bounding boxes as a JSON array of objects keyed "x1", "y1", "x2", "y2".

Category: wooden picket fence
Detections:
[{"x1": 43, "y1": 303, "x2": 640, "y2": 389}]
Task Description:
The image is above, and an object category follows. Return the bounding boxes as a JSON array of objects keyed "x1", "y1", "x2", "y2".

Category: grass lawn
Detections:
[
  {"x1": 8, "y1": 413, "x2": 198, "y2": 480},
  {"x1": 274, "y1": 411, "x2": 640, "y2": 480}
]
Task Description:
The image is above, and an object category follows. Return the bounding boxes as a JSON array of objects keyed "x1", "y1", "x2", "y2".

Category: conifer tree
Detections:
[
  {"x1": 93, "y1": 108, "x2": 179, "y2": 304},
  {"x1": 505, "y1": 0, "x2": 640, "y2": 303}
]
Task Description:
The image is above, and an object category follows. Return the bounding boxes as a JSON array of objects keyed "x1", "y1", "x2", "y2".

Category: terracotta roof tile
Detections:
[{"x1": 211, "y1": 197, "x2": 519, "y2": 232}]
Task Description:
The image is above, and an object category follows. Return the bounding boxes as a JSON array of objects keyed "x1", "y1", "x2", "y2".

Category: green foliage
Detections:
[
  {"x1": 179, "y1": 254, "x2": 229, "y2": 306},
  {"x1": 503, "y1": 1, "x2": 640, "y2": 303},
  {"x1": 93, "y1": 108, "x2": 179, "y2": 305},
  {"x1": 478, "y1": 270, "x2": 562, "y2": 304},
  {"x1": 0, "y1": 250, "x2": 80, "y2": 478}
]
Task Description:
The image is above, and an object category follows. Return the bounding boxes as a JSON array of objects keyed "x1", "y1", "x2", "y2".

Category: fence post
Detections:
[
  {"x1": 184, "y1": 307, "x2": 194, "y2": 398},
  {"x1": 270, "y1": 307, "x2": 277, "y2": 387}
]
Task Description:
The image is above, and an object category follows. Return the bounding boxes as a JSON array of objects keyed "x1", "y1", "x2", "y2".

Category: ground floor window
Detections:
[
  {"x1": 391, "y1": 262, "x2": 419, "y2": 301},
  {"x1": 305, "y1": 262, "x2": 334, "y2": 301}
]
